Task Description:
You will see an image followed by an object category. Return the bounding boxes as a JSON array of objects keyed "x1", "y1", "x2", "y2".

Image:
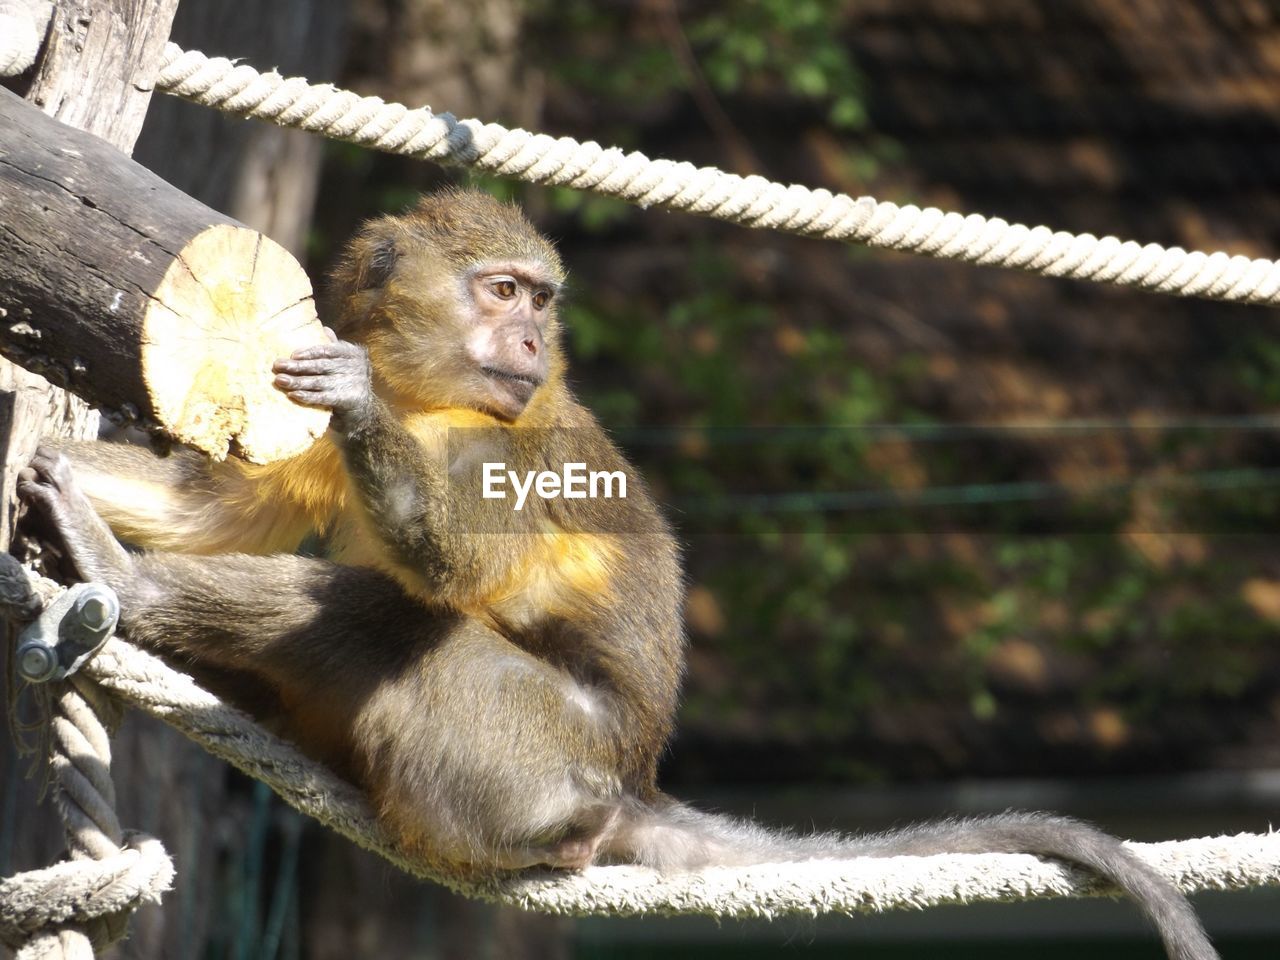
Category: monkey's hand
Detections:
[
  {"x1": 273, "y1": 337, "x2": 377, "y2": 432},
  {"x1": 18, "y1": 446, "x2": 135, "y2": 586}
]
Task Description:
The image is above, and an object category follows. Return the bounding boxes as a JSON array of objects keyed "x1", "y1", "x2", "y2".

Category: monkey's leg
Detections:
[
  {"x1": 355, "y1": 614, "x2": 627, "y2": 872},
  {"x1": 49, "y1": 439, "x2": 315, "y2": 554},
  {"x1": 20, "y1": 447, "x2": 625, "y2": 873}
]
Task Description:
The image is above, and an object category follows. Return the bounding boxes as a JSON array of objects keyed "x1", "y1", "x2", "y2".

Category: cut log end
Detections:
[{"x1": 141, "y1": 224, "x2": 330, "y2": 463}]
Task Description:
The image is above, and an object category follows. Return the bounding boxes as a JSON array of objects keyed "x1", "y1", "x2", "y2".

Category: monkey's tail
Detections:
[{"x1": 609, "y1": 801, "x2": 1216, "y2": 960}]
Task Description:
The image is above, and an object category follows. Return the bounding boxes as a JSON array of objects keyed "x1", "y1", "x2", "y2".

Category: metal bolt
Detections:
[
  {"x1": 18, "y1": 643, "x2": 56, "y2": 682},
  {"x1": 74, "y1": 589, "x2": 117, "y2": 631}
]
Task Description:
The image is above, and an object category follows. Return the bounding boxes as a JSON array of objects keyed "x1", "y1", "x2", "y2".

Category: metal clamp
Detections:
[{"x1": 16, "y1": 582, "x2": 120, "y2": 683}]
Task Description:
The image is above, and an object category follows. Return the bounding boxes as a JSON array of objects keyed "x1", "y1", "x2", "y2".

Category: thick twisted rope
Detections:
[
  {"x1": 0, "y1": 680, "x2": 173, "y2": 957},
  {"x1": 70, "y1": 637, "x2": 1280, "y2": 917},
  {"x1": 0, "y1": 569, "x2": 173, "y2": 959},
  {"x1": 154, "y1": 43, "x2": 1280, "y2": 305}
]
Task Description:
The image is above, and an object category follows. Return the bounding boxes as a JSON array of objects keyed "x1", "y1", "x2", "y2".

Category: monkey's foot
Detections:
[
  {"x1": 529, "y1": 806, "x2": 622, "y2": 871},
  {"x1": 18, "y1": 446, "x2": 133, "y2": 585}
]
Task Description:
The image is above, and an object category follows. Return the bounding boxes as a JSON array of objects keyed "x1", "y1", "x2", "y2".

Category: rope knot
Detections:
[
  {"x1": 2, "y1": 566, "x2": 172, "y2": 958},
  {"x1": 0, "y1": 830, "x2": 173, "y2": 956}
]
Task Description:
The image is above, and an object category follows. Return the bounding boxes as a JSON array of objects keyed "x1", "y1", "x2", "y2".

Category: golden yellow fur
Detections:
[{"x1": 122, "y1": 405, "x2": 619, "y2": 627}]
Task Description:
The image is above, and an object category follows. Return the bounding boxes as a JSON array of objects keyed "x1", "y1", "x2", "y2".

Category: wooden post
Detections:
[
  {"x1": 0, "y1": 0, "x2": 184, "y2": 542},
  {"x1": 1, "y1": 5, "x2": 182, "y2": 953},
  {"x1": 16, "y1": 0, "x2": 180, "y2": 146},
  {"x1": 0, "y1": 88, "x2": 329, "y2": 462}
]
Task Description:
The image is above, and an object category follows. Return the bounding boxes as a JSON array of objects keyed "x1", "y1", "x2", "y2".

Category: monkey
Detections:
[{"x1": 17, "y1": 188, "x2": 1215, "y2": 960}]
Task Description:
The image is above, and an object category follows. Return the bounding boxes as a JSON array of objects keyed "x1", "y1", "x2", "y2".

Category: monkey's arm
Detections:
[
  {"x1": 49, "y1": 439, "x2": 316, "y2": 555},
  {"x1": 273, "y1": 341, "x2": 520, "y2": 593},
  {"x1": 272, "y1": 341, "x2": 683, "y2": 755}
]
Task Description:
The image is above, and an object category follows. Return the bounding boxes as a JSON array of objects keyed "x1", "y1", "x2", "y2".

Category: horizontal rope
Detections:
[
  {"x1": 80, "y1": 637, "x2": 1280, "y2": 917},
  {"x1": 155, "y1": 43, "x2": 1280, "y2": 305},
  {"x1": 504, "y1": 832, "x2": 1280, "y2": 919}
]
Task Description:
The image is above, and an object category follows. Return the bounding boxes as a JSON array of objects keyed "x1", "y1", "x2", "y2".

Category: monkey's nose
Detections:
[{"x1": 522, "y1": 338, "x2": 537, "y2": 355}]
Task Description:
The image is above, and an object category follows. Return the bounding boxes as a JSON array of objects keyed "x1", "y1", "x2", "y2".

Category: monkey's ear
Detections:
[{"x1": 358, "y1": 236, "x2": 400, "y2": 291}]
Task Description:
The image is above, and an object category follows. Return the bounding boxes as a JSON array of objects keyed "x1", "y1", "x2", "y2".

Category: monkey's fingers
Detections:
[
  {"x1": 272, "y1": 358, "x2": 358, "y2": 377},
  {"x1": 17, "y1": 456, "x2": 134, "y2": 584},
  {"x1": 284, "y1": 341, "x2": 367, "y2": 363},
  {"x1": 17, "y1": 450, "x2": 82, "y2": 536},
  {"x1": 15, "y1": 473, "x2": 48, "y2": 508},
  {"x1": 25, "y1": 446, "x2": 76, "y2": 492},
  {"x1": 272, "y1": 377, "x2": 346, "y2": 409},
  {"x1": 272, "y1": 375, "x2": 328, "y2": 396}
]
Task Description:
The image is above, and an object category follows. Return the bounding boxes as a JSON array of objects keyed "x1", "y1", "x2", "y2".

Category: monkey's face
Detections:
[
  {"x1": 331, "y1": 189, "x2": 569, "y2": 422},
  {"x1": 456, "y1": 263, "x2": 557, "y2": 419},
  {"x1": 362, "y1": 255, "x2": 563, "y2": 423}
]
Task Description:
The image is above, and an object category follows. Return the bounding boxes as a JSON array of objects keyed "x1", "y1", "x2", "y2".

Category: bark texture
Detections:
[{"x1": 0, "y1": 88, "x2": 328, "y2": 462}]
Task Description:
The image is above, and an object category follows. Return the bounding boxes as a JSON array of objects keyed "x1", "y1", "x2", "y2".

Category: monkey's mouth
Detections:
[
  {"x1": 481, "y1": 366, "x2": 540, "y2": 386},
  {"x1": 482, "y1": 366, "x2": 543, "y2": 411},
  {"x1": 482, "y1": 367, "x2": 543, "y2": 391}
]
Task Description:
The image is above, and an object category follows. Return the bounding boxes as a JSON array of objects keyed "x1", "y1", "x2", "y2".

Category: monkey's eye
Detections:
[
  {"x1": 532, "y1": 289, "x2": 551, "y2": 310},
  {"x1": 492, "y1": 279, "x2": 518, "y2": 299}
]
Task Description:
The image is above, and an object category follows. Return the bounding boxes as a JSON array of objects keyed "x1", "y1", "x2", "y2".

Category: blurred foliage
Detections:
[
  {"x1": 564, "y1": 234, "x2": 1280, "y2": 777},
  {"x1": 689, "y1": 0, "x2": 867, "y2": 129},
  {"x1": 535, "y1": 0, "x2": 865, "y2": 125}
]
